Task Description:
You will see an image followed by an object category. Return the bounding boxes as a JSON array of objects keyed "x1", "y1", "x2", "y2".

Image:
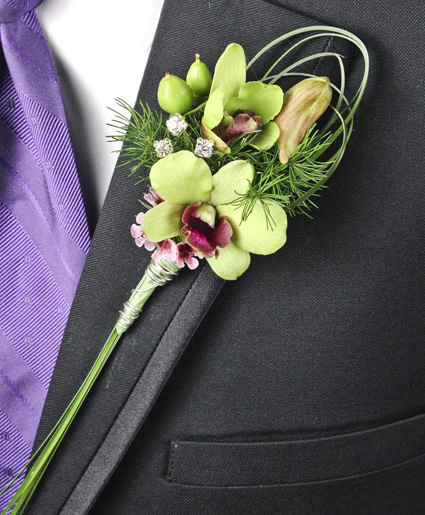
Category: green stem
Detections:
[
  {"x1": 184, "y1": 101, "x2": 206, "y2": 116},
  {"x1": 1, "y1": 259, "x2": 178, "y2": 514},
  {"x1": 181, "y1": 130, "x2": 193, "y2": 152}
]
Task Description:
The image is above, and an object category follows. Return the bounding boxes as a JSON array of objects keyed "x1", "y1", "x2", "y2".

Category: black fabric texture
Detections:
[
  {"x1": 166, "y1": 413, "x2": 425, "y2": 486},
  {"x1": 28, "y1": 0, "x2": 425, "y2": 514}
]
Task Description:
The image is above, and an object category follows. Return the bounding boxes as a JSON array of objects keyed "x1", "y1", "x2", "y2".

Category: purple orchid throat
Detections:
[
  {"x1": 182, "y1": 201, "x2": 232, "y2": 258},
  {"x1": 220, "y1": 109, "x2": 262, "y2": 145}
]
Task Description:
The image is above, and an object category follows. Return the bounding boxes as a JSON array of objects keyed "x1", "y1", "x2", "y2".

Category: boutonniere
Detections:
[{"x1": 1, "y1": 25, "x2": 369, "y2": 513}]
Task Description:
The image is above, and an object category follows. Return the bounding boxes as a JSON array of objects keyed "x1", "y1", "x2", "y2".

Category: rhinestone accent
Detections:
[
  {"x1": 194, "y1": 138, "x2": 214, "y2": 158},
  {"x1": 166, "y1": 113, "x2": 188, "y2": 136},
  {"x1": 154, "y1": 138, "x2": 173, "y2": 158}
]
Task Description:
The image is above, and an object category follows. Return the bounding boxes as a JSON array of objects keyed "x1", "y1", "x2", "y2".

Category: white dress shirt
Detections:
[{"x1": 37, "y1": 0, "x2": 164, "y2": 220}]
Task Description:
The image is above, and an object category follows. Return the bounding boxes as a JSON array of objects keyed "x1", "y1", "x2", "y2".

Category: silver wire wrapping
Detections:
[
  {"x1": 116, "y1": 259, "x2": 180, "y2": 332},
  {"x1": 116, "y1": 301, "x2": 141, "y2": 332},
  {"x1": 145, "y1": 258, "x2": 179, "y2": 286}
]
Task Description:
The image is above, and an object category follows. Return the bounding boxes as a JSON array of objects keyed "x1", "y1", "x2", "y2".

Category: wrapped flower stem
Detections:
[{"x1": 0, "y1": 259, "x2": 179, "y2": 514}]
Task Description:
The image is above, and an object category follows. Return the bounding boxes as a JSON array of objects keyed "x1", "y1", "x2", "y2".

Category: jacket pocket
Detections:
[{"x1": 167, "y1": 413, "x2": 425, "y2": 487}]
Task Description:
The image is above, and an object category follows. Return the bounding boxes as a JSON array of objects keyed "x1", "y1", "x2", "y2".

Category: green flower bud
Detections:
[
  {"x1": 157, "y1": 72, "x2": 193, "y2": 114},
  {"x1": 275, "y1": 77, "x2": 332, "y2": 164},
  {"x1": 186, "y1": 53, "x2": 212, "y2": 97}
]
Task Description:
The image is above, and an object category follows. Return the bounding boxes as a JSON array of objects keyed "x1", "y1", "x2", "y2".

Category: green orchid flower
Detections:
[
  {"x1": 201, "y1": 43, "x2": 284, "y2": 153},
  {"x1": 141, "y1": 150, "x2": 287, "y2": 280}
]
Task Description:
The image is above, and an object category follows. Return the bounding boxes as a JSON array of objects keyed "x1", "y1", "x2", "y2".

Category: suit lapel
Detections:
[
  {"x1": 28, "y1": 1, "x2": 351, "y2": 513},
  {"x1": 60, "y1": 264, "x2": 224, "y2": 514}
]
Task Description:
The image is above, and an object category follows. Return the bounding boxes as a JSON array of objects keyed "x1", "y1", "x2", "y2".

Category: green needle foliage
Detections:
[
  {"x1": 108, "y1": 101, "x2": 340, "y2": 227},
  {"x1": 107, "y1": 98, "x2": 165, "y2": 175},
  {"x1": 223, "y1": 126, "x2": 336, "y2": 224},
  {"x1": 108, "y1": 25, "x2": 368, "y2": 229},
  {"x1": 107, "y1": 100, "x2": 204, "y2": 184}
]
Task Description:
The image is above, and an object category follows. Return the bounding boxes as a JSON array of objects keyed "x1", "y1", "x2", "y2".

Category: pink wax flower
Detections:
[
  {"x1": 131, "y1": 212, "x2": 156, "y2": 251},
  {"x1": 144, "y1": 189, "x2": 162, "y2": 207},
  {"x1": 152, "y1": 238, "x2": 177, "y2": 262},
  {"x1": 181, "y1": 201, "x2": 233, "y2": 258},
  {"x1": 176, "y1": 242, "x2": 203, "y2": 270}
]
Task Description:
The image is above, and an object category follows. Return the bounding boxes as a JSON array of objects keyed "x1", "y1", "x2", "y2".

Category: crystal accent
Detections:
[
  {"x1": 194, "y1": 138, "x2": 214, "y2": 158},
  {"x1": 154, "y1": 138, "x2": 173, "y2": 158},
  {"x1": 166, "y1": 113, "x2": 188, "y2": 136}
]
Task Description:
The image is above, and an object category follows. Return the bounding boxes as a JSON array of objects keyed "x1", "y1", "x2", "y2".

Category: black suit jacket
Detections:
[{"x1": 28, "y1": 1, "x2": 425, "y2": 513}]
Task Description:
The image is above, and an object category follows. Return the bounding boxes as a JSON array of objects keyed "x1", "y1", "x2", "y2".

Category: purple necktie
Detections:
[{"x1": 0, "y1": 0, "x2": 90, "y2": 509}]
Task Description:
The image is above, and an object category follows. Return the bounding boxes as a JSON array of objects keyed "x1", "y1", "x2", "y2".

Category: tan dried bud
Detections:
[{"x1": 275, "y1": 77, "x2": 332, "y2": 164}]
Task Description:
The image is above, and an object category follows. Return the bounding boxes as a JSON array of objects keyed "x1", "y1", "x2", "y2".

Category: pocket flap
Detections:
[{"x1": 168, "y1": 413, "x2": 425, "y2": 486}]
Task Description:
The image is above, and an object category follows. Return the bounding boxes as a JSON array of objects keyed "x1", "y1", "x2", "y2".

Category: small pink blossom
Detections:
[
  {"x1": 144, "y1": 189, "x2": 162, "y2": 207},
  {"x1": 131, "y1": 212, "x2": 156, "y2": 251},
  {"x1": 176, "y1": 242, "x2": 203, "y2": 270},
  {"x1": 152, "y1": 239, "x2": 177, "y2": 262}
]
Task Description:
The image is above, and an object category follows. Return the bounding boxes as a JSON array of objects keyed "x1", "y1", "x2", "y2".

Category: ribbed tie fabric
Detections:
[{"x1": 0, "y1": 0, "x2": 90, "y2": 510}]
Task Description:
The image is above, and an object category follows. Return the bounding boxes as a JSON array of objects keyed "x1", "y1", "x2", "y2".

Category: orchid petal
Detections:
[
  {"x1": 201, "y1": 121, "x2": 229, "y2": 153},
  {"x1": 249, "y1": 121, "x2": 280, "y2": 150},
  {"x1": 210, "y1": 216, "x2": 233, "y2": 248},
  {"x1": 210, "y1": 43, "x2": 246, "y2": 105},
  {"x1": 184, "y1": 229, "x2": 217, "y2": 258},
  {"x1": 141, "y1": 202, "x2": 185, "y2": 242},
  {"x1": 225, "y1": 82, "x2": 284, "y2": 124},
  {"x1": 202, "y1": 87, "x2": 230, "y2": 153},
  {"x1": 218, "y1": 200, "x2": 287, "y2": 255},
  {"x1": 210, "y1": 160, "x2": 254, "y2": 206},
  {"x1": 150, "y1": 150, "x2": 213, "y2": 204},
  {"x1": 203, "y1": 87, "x2": 227, "y2": 131},
  {"x1": 206, "y1": 240, "x2": 250, "y2": 280},
  {"x1": 220, "y1": 111, "x2": 261, "y2": 145}
]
